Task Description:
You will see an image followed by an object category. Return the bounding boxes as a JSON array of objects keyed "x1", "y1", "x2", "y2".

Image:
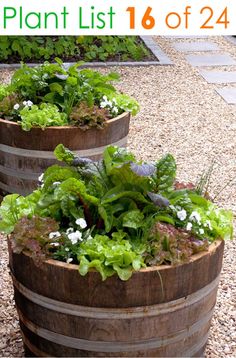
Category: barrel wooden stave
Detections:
[
  {"x1": 9, "y1": 240, "x2": 224, "y2": 307},
  {"x1": 13, "y1": 282, "x2": 218, "y2": 342},
  {"x1": 0, "y1": 113, "x2": 130, "y2": 196},
  {"x1": 8, "y1": 240, "x2": 224, "y2": 357}
]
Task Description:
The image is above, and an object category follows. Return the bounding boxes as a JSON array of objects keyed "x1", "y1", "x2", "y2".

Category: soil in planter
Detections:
[{"x1": 0, "y1": 36, "x2": 158, "y2": 64}]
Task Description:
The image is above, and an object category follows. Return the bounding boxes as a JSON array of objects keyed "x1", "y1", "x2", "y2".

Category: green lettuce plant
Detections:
[
  {"x1": 0, "y1": 145, "x2": 233, "y2": 281},
  {"x1": 0, "y1": 58, "x2": 139, "y2": 130}
]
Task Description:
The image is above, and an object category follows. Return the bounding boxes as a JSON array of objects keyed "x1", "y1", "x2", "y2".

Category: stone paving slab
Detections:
[
  {"x1": 216, "y1": 87, "x2": 236, "y2": 104},
  {"x1": 199, "y1": 70, "x2": 236, "y2": 84},
  {"x1": 166, "y1": 36, "x2": 209, "y2": 39},
  {"x1": 173, "y1": 41, "x2": 220, "y2": 52},
  {"x1": 185, "y1": 54, "x2": 236, "y2": 67}
]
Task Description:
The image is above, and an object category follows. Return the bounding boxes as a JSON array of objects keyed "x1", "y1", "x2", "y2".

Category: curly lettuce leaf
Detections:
[
  {"x1": 0, "y1": 192, "x2": 40, "y2": 234},
  {"x1": 78, "y1": 234, "x2": 145, "y2": 281}
]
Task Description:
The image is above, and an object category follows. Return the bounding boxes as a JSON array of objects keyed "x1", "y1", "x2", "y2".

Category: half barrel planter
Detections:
[
  {"x1": 0, "y1": 112, "x2": 130, "y2": 196},
  {"x1": 8, "y1": 239, "x2": 224, "y2": 357}
]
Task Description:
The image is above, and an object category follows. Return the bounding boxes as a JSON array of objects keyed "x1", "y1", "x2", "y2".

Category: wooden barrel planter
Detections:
[
  {"x1": 0, "y1": 112, "x2": 130, "y2": 196},
  {"x1": 8, "y1": 239, "x2": 224, "y2": 357}
]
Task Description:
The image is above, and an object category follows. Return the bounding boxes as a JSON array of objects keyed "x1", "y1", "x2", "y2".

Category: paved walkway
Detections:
[{"x1": 167, "y1": 36, "x2": 236, "y2": 104}]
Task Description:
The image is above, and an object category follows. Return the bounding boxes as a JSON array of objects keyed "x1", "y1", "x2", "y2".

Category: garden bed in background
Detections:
[{"x1": 0, "y1": 36, "x2": 172, "y2": 68}]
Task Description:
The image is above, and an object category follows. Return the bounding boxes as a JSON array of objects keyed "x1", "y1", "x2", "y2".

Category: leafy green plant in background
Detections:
[
  {"x1": 0, "y1": 58, "x2": 139, "y2": 130},
  {"x1": 0, "y1": 36, "x2": 149, "y2": 63},
  {"x1": 0, "y1": 145, "x2": 233, "y2": 281}
]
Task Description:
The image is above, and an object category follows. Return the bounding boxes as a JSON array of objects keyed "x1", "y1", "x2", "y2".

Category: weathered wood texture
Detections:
[
  {"x1": 8, "y1": 239, "x2": 224, "y2": 357},
  {"x1": 0, "y1": 113, "x2": 130, "y2": 196}
]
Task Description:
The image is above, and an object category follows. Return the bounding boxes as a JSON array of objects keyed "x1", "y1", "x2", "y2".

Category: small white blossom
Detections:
[
  {"x1": 76, "y1": 218, "x2": 87, "y2": 229},
  {"x1": 204, "y1": 220, "x2": 213, "y2": 231},
  {"x1": 66, "y1": 228, "x2": 74, "y2": 235},
  {"x1": 23, "y1": 100, "x2": 33, "y2": 107},
  {"x1": 199, "y1": 228, "x2": 204, "y2": 235},
  {"x1": 100, "y1": 101, "x2": 106, "y2": 108},
  {"x1": 50, "y1": 242, "x2": 60, "y2": 247},
  {"x1": 189, "y1": 211, "x2": 201, "y2": 225},
  {"x1": 66, "y1": 258, "x2": 73, "y2": 264},
  {"x1": 186, "y1": 222, "x2": 193, "y2": 231},
  {"x1": 65, "y1": 247, "x2": 70, "y2": 252},
  {"x1": 38, "y1": 173, "x2": 44, "y2": 182},
  {"x1": 112, "y1": 106, "x2": 119, "y2": 114},
  {"x1": 100, "y1": 95, "x2": 113, "y2": 109},
  {"x1": 68, "y1": 230, "x2": 82, "y2": 244},
  {"x1": 13, "y1": 103, "x2": 20, "y2": 110},
  {"x1": 49, "y1": 231, "x2": 61, "y2": 239},
  {"x1": 177, "y1": 209, "x2": 187, "y2": 221}
]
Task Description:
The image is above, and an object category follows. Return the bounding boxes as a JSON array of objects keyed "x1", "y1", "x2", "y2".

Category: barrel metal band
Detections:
[
  {"x1": 12, "y1": 274, "x2": 220, "y2": 319},
  {"x1": 0, "y1": 136, "x2": 128, "y2": 159},
  {"x1": 18, "y1": 308, "x2": 214, "y2": 352}
]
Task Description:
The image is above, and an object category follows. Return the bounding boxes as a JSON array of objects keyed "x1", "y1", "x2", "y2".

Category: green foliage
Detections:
[
  {"x1": 0, "y1": 36, "x2": 149, "y2": 63},
  {"x1": 0, "y1": 145, "x2": 233, "y2": 281},
  {"x1": 0, "y1": 191, "x2": 40, "y2": 234},
  {"x1": 19, "y1": 103, "x2": 68, "y2": 131},
  {"x1": 0, "y1": 84, "x2": 10, "y2": 101},
  {"x1": 154, "y1": 154, "x2": 177, "y2": 194},
  {"x1": 77, "y1": 234, "x2": 144, "y2": 281},
  {"x1": 1, "y1": 59, "x2": 139, "y2": 130}
]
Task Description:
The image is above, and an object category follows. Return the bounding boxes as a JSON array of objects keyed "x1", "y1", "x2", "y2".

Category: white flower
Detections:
[
  {"x1": 66, "y1": 258, "x2": 73, "y2": 264},
  {"x1": 66, "y1": 228, "x2": 74, "y2": 235},
  {"x1": 189, "y1": 211, "x2": 201, "y2": 225},
  {"x1": 65, "y1": 247, "x2": 70, "y2": 252},
  {"x1": 100, "y1": 101, "x2": 107, "y2": 108},
  {"x1": 23, "y1": 100, "x2": 33, "y2": 107},
  {"x1": 76, "y1": 218, "x2": 87, "y2": 229},
  {"x1": 50, "y1": 242, "x2": 60, "y2": 247},
  {"x1": 199, "y1": 228, "x2": 204, "y2": 235},
  {"x1": 13, "y1": 103, "x2": 20, "y2": 110},
  {"x1": 204, "y1": 220, "x2": 213, "y2": 231},
  {"x1": 112, "y1": 106, "x2": 118, "y2": 114},
  {"x1": 177, "y1": 209, "x2": 187, "y2": 221},
  {"x1": 100, "y1": 95, "x2": 113, "y2": 108},
  {"x1": 38, "y1": 173, "x2": 44, "y2": 182},
  {"x1": 52, "y1": 181, "x2": 61, "y2": 186},
  {"x1": 49, "y1": 231, "x2": 61, "y2": 239},
  {"x1": 68, "y1": 230, "x2": 82, "y2": 244},
  {"x1": 186, "y1": 222, "x2": 192, "y2": 231},
  {"x1": 27, "y1": 100, "x2": 33, "y2": 107}
]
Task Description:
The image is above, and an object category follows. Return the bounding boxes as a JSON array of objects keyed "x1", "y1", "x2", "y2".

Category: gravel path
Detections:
[{"x1": 0, "y1": 36, "x2": 236, "y2": 357}]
